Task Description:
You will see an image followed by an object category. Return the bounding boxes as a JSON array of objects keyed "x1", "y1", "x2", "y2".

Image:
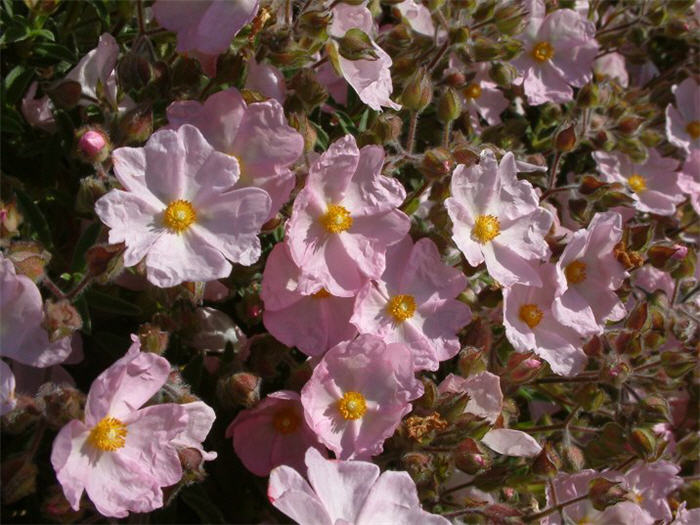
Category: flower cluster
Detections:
[{"x1": 2, "y1": 0, "x2": 698, "y2": 523}]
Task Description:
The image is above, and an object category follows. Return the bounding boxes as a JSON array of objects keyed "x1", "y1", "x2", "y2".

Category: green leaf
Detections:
[
  {"x1": 0, "y1": 22, "x2": 30, "y2": 45},
  {"x1": 1, "y1": 108, "x2": 27, "y2": 135},
  {"x1": 84, "y1": 289, "x2": 142, "y2": 316},
  {"x1": 33, "y1": 42, "x2": 75, "y2": 63},
  {"x1": 27, "y1": 28, "x2": 54, "y2": 41},
  {"x1": 180, "y1": 485, "x2": 226, "y2": 524},
  {"x1": 310, "y1": 121, "x2": 329, "y2": 150},
  {"x1": 3, "y1": 66, "x2": 35, "y2": 105},
  {"x1": 70, "y1": 222, "x2": 102, "y2": 273},
  {"x1": 14, "y1": 188, "x2": 53, "y2": 249},
  {"x1": 333, "y1": 109, "x2": 357, "y2": 135},
  {"x1": 74, "y1": 295, "x2": 92, "y2": 335},
  {"x1": 181, "y1": 353, "x2": 204, "y2": 391}
]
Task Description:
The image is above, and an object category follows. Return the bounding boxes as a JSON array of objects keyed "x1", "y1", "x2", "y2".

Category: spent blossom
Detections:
[{"x1": 94, "y1": 124, "x2": 271, "y2": 288}]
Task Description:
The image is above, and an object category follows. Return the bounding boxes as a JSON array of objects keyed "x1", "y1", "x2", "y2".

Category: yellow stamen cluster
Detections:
[
  {"x1": 87, "y1": 416, "x2": 128, "y2": 451},
  {"x1": 472, "y1": 214, "x2": 501, "y2": 244},
  {"x1": 464, "y1": 82, "x2": 482, "y2": 99},
  {"x1": 519, "y1": 304, "x2": 544, "y2": 329},
  {"x1": 387, "y1": 294, "x2": 417, "y2": 322},
  {"x1": 532, "y1": 41, "x2": 554, "y2": 62},
  {"x1": 272, "y1": 407, "x2": 301, "y2": 435},
  {"x1": 163, "y1": 199, "x2": 196, "y2": 233},
  {"x1": 338, "y1": 391, "x2": 367, "y2": 420},
  {"x1": 565, "y1": 260, "x2": 587, "y2": 284},
  {"x1": 627, "y1": 174, "x2": 647, "y2": 193},
  {"x1": 312, "y1": 288, "x2": 331, "y2": 299},
  {"x1": 685, "y1": 120, "x2": 700, "y2": 140},
  {"x1": 320, "y1": 204, "x2": 353, "y2": 233}
]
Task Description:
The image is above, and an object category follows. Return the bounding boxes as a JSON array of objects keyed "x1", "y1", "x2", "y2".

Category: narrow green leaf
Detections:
[
  {"x1": 14, "y1": 188, "x2": 53, "y2": 249},
  {"x1": 70, "y1": 222, "x2": 102, "y2": 273},
  {"x1": 84, "y1": 289, "x2": 141, "y2": 316}
]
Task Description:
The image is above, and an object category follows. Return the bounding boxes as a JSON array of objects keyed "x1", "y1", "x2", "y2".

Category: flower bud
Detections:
[
  {"x1": 117, "y1": 105, "x2": 153, "y2": 145},
  {"x1": 661, "y1": 351, "x2": 695, "y2": 379},
  {"x1": 457, "y1": 347, "x2": 487, "y2": 377},
  {"x1": 288, "y1": 112, "x2": 317, "y2": 152},
  {"x1": 1, "y1": 458, "x2": 38, "y2": 504},
  {"x1": 85, "y1": 243, "x2": 125, "y2": 283},
  {"x1": 533, "y1": 442, "x2": 561, "y2": 478},
  {"x1": 577, "y1": 82, "x2": 599, "y2": 107},
  {"x1": 554, "y1": 124, "x2": 577, "y2": 152},
  {"x1": 471, "y1": 36, "x2": 500, "y2": 61},
  {"x1": 138, "y1": 323, "x2": 170, "y2": 355},
  {"x1": 588, "y1": 478, "x2": 628, "y2": 511},
  {"x1": 420, "y1": 147, "x2": 454, "y2": 180},
  {"x1": 336, "y1": 28, "x2": 379, "y2": 61},
  {"x1": 0, "y1": 199, "x2": 23, "y2": 243},
  {"x1": 217, "y1": 372, "x2": 261, "y2": 409},
  {"x1": 600, "y1": 359, "x2": 631, "y2": 387},
  {"x1": 6, "y1": 241, "x2": 51, "y2": 282},
  {"x1": 494, "y1": 4, "x2": 525, "y2": 35},
  {"x1": 504, "y1": 352, "x2": 543, "y2": 384},
  {"x1": 38, "y1": 384, "x2": 85, "y2": 430},
  {"x1": 75, "y1": 175, "x2": 109, "y2": 214},
  {"x1": 400, "y1": 68, "x2": 433, "y2": 112},
  {"x1": 472, "y1": 0, "x2": 496, "y2": 22},
  {"x1": 455, "y1": 438, "x2": 492, "y2": 475},
  {"x1": 489, "y1": 62, "x2": 517, "y2": 86},
  {"x1": 414, "y1": 377, "x2": 439, "y2": 411},
  {"x1": 401, "y1": 452, "x2": 434, "y2": 487},
  {"x1": 298, "y1": 9, "x2": 332, "y2": 39},
  {"x1": 76, "y1": 128, "x2": 111, "y2": 163},
  {"x1": 288, "y1": 69, "x2": 328, "y2": 110},
  {"x1": 42, "y1": 299, "x2": 82, "y2": 342},
  {"x1": 437, "y1": 88, "x2": 462, "y2": 123},
  {"x1": 630, "y1": 427, "x2": 657, "y2": 459},
  {"x1": 370, "y1": 113, "x2": 403, "y2": 144},
  {"x1": 438, "y1": 391, "x2": 470, "y2": 422}
]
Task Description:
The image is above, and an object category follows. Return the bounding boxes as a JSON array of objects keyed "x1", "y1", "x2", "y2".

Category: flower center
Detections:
[
  {"x1": 532, "y1": 41, "x2": 554, "y2": 62},
  {"x1": 272, "y1": 407, "x2": 301, "y2": 435},
  {"x1": 686, "y1": 120, "x2": 700, "y2": 140},
  {"x1": 519, "y1": 304, "x2": 543, "y2": 329},
  {"x1": 338, "y1": 391, "x2": 367, "y2": 420},
  {"x1": 163, "y1": 199, "x2": 196, "y2": 233},
  {"x1": 87, "y1": 416, "x2": 128, "y2": 451},
  {"x1": 472, "y1": 214, "x2": 501, "y2": 244},
  {"x1": 320, "y1": 204, "x2": 353, "y2": 234},
  {"x1": 564, "y1": 260, "x2": 587, "y2": 284},
  {"x1": 464, "y1": 82, "x2": 482, "y2": 99},
  {"x1": 627, "y1": 174, "x2": 647, "y2": 193},
  {"x1": 312, "y1": 288, "x2": 331, "y2": 299},
  {"x1": 387, "y1": 294, "x2": 417, "y2": 322}
]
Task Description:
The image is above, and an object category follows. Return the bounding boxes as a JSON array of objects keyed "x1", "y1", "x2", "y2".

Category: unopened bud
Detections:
[
  {"x1": 38, "y1": 384, "x2": 85, "y2": 429},
  {"x1": 401, "y1": 451, "x2": 434, "y2": 487},
  {"x1": 489, "y1": 62, "x2": 517, "y2": 86},
  {"x1": 75, "y1": 175, "x2": 110, "y2": 214},
  {"x1": 455, "y1": 438, "x2": 492, "y2": 475},
  {"x1": 437, "y1": 89, "x2": 462, "y2": 123},
  {"x1": 420, "y1": 148, "x2": 454, "y2": 180},
  {"x1": 588, "y1": 478, "x2": 628, "y2": 511},
  {"x1": 600, "y1": 359, "x2": 631, "y2": 387},
  {"x1": 138, "y1": 323, "x2": 170, "y2": 354},
  {"x1": 577, "y1": 83, "x2": 599, "y2": 107},
  {"x1": 217, "y1": 372, "x2": 261, "y2": 408},
  {"x1": 661, "y1": 351, "x2": 695, "y2": 379},
  {"x1": 438, "y1": 391, "x2": 470, "y2": 422},
  {"x1": 532, "y1": 442, "x2": 561, "y2": 478},
  {"x1": 371, "y1": 113, "x2": 402, "y2": 144},
  {"x1": 0, "y1": 200, "x2": 23, "y2": 242},
  {"x1": 630, "y1": 427, "x2": 657, "y2": 459},
  {"x1": 504, "y1": 352, "x2": 543, "y2": 384},
  {"x1": 76, "y1": 128, "x2": 111, "y2": 163},
  {"x1": 400, "y1": 68, "x2": 433, "y2": 112},
  {"x1": 86, "y1": 243, "x2": 125, "y2": 283},
  {"x1": 43, "y1": 299, "x2": 82, "y2": 342},
  {"x1": 336, "y1": 28, "x2": 379, "y2": 61},
  {"x1": 471, "y1": 36, "x2": 500, "y2": 61},
  {"x1": 457, "y1": 347, "x2": 487, "y2": 377},
  {"x1": 288, "y1": 69, "x2": 328, "y2": 110},
  {"x1": 118, "y1": 105, "x2": 153, "y2": 145},
  {"x1": 555, "y1": 124, "x2": 577, "y2": 152},
  {"x1": 494, "y1": 4, "x2": 525, "y2": 35},
  {"x1": 415, "y1": 377, "x2": 439, "y2": 411}
]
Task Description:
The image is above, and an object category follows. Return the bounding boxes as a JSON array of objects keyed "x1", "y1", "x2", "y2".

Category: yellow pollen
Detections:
[
  {"x1": 338, "y1": 391, "x2": 367, "y2": 420},
  {"x1": 387, "y1": 294, "x2": 417, "y2": 322},
  {"x1": 472, "y1": 214, "x2": 501, "y2": 244},
  {"x1": 519, "y1": 304, "x2": 543, "y2": 329},
  {"x1": 464, "y1": 82, "x2": 482, "y2": 99},
  {"x1": 532, "y1": 41, "x2": 554, "y2": 62},
  {"x1": 565, "y1": 260, "x2": 587, "y2": 284},
  {"x1": 163, "y1": 199, "x2": 196, "y2": 233},
  {"x1": 272, "y1": 407, "x2": 301, "y2": 435},
  {"x1": 320, "y1": 204, "x2": 353, "y2": 234},
  {"x1": 686, "y1": 120, "x2": 700, "y2": 140},
  {"x1": 627, "y1": 174, "x2": 647, "y2": 193},
  {"x1": 633, "y1": 492, "x2": 644, "y2": 504},
  {"x1": 312, "y1": 288, "x2": 331, "y2": 299},
  {"x1": 87, "y1": 416, "x2": 127, "y2": 451}
]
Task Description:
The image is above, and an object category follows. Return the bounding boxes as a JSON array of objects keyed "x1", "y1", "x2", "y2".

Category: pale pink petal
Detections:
[
  {"x1": 50, "y1": 420, "x2": 91, "y2": 511},
  {"x1": 268, "y1": 463, "x2": 332, "y2": 525},
  {"x1": 481, "y1": 428, "x2": 542, "y2": 457}
]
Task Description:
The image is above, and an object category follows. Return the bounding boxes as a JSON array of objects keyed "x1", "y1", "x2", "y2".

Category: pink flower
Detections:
[
  {"x1": 673, "y1": 502, "x2": 700, "y2": 525},
  {"x1": 552, "y1": 212, "x2": 627, "y2": 337},
  {"x1": 351, "y1": 236, "x2": 471, "y2": 371},
  {"x1": 190, "y1": 307, "x2": 247, "y2": 356},
  {"x1": 51, "y1": 338, "x2": 216, "y2": 518},
  {"x1": 544, "y1": 470, "x2": 654, "y2": 525},
  {"x1": 448, "y1": 56, "x2": 509, "y2": 132},
  {"x1": 445, "y1": 150, "x2": 553, "y2": 287},
  {"x1": 268, "y1": 447, "x2": 449, "y2": 525},
  {"x1": 503, "y1": 263, "x2": 588, "y2": 376},
  {"x1": 261, "y1": 243, "x2": 356, "y2": 357},
  {"x1": 679, "y1": 149, "x2": 700, "y2": 214},
  {"x1": 620, "y1": 460, "x2": 683, "y2": 522},
  {"x1": 0, "y1": 360, "x2": 16, "y2": 416},
  {"x1": 21, "y1": 82, "x2": 55, "y2": 132},
  {"x1": 665, "y1": 77, "x2": 700, "y2": 153},
  {"x1": 593, "y1": 149, "x2": 684, "y2": 216},
  {"x1": 631, "y1": 265, "x2": 675, "y2": 299},
  {"x1": 300, "y1": 334, "x2": 423, "y2": 459},
  {"x1": 166, "y1": 87, "x2": 303, "y2": 220},
  {"x1": 152, "y1": 0, "x2": 259, "y2": 77},
  {"x1": 327, "y1": 3, "x2": 400, "y2": 111},
  {"x1": 226, "y1": 391, "x2": 325, "y2": 477},
  {"x1": 512, "y1": 1, "x2": 599, "y2": 105},
  {"x1": 438, "y1": 373, "x2": 542, "y2": 457},
  {"x1": 395, "y1": 0, "x2": 435, "y2": 37},
  {"x1": 594, "y1": 52, "x2": 629, "y2": 87},
  {"x1": 0, "y1": 255, "x2": 73, "y2": 367},
  {"x1": 287, "y1": 135, "x2": 410, "y2": 297},
  {"x1": 94, "y1": 124, "x2": 271, "y2": 288},
  {"x1": 244, "y1": 57, "x2": 286, "y2": 103},
  {"x1": 172, "y1": 401, "x2": 218, "y2": 469}
]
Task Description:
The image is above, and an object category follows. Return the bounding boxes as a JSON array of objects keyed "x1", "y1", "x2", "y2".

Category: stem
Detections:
[
  {"x1": 534, "y1": 373, "x2": 597, "y2": 384},
  {"x1": 400, "y1": 179, "x2": 430, "y2": 212},
  {"x1": 442, "y1": 121, "x2": 452, "y2": 148},
  {"x1": 136, "y1": 0, "x2": 146, "y2": 34},
  {"x1": 405, "y1": 111, "x2": 419, "y2": 154},
  {"x1": 42, "y1": 277, "x2": 66, "y2": 300},
  {"x1": 427, "y1": 39, "x2": 450, "y2": 72},
  {"x1": 66, "y1": 274, "x2": 93, "y2": 301},
  {"x1": 546, "y1": 151, "x2": 562, "y2": 193},
  {"x1": 523, "y1": 493, "x2": 588, "y2": 522},
  {"x1": 441, "y1": 479, "x2": 475, "y2": 496}
]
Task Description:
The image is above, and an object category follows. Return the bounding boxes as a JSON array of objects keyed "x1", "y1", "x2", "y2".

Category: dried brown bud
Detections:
[
  {"x1": 554, "y1": 124, "x2": 577, "y2": 152},
  {"x1": 420, "y1": 147, "x2": 454, "y2": 180},
  {"x1": 38, "y1": 384, "x2": 85, "y2": 429},
  {"x1": 138, "y1": 323, "x2": 170, "y2": 354},
  {"x1": 454, "y1": 438, "x2": 492, "y2": 475},
  {"x1": 404, "y1": 412, "x2": 449, "y2": 443},
  {"x1": 43, "y1": 299, "x2": 82, "y2": 342},
  {"x1": 86, "y1": 243, "x2": 125, "y2": 283},
  {"x1": 532, "y1": 442, "x2": 561, "y2": 477},
  {"x1": 217, "y1": 372, "x2": 261, "y2": 408},
  {"x1": 6, "y1": 241, "x2": 51, "y2": 282},
  {"x1": 588, "y1": 477, "x2": 628, "y2": 511}
]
